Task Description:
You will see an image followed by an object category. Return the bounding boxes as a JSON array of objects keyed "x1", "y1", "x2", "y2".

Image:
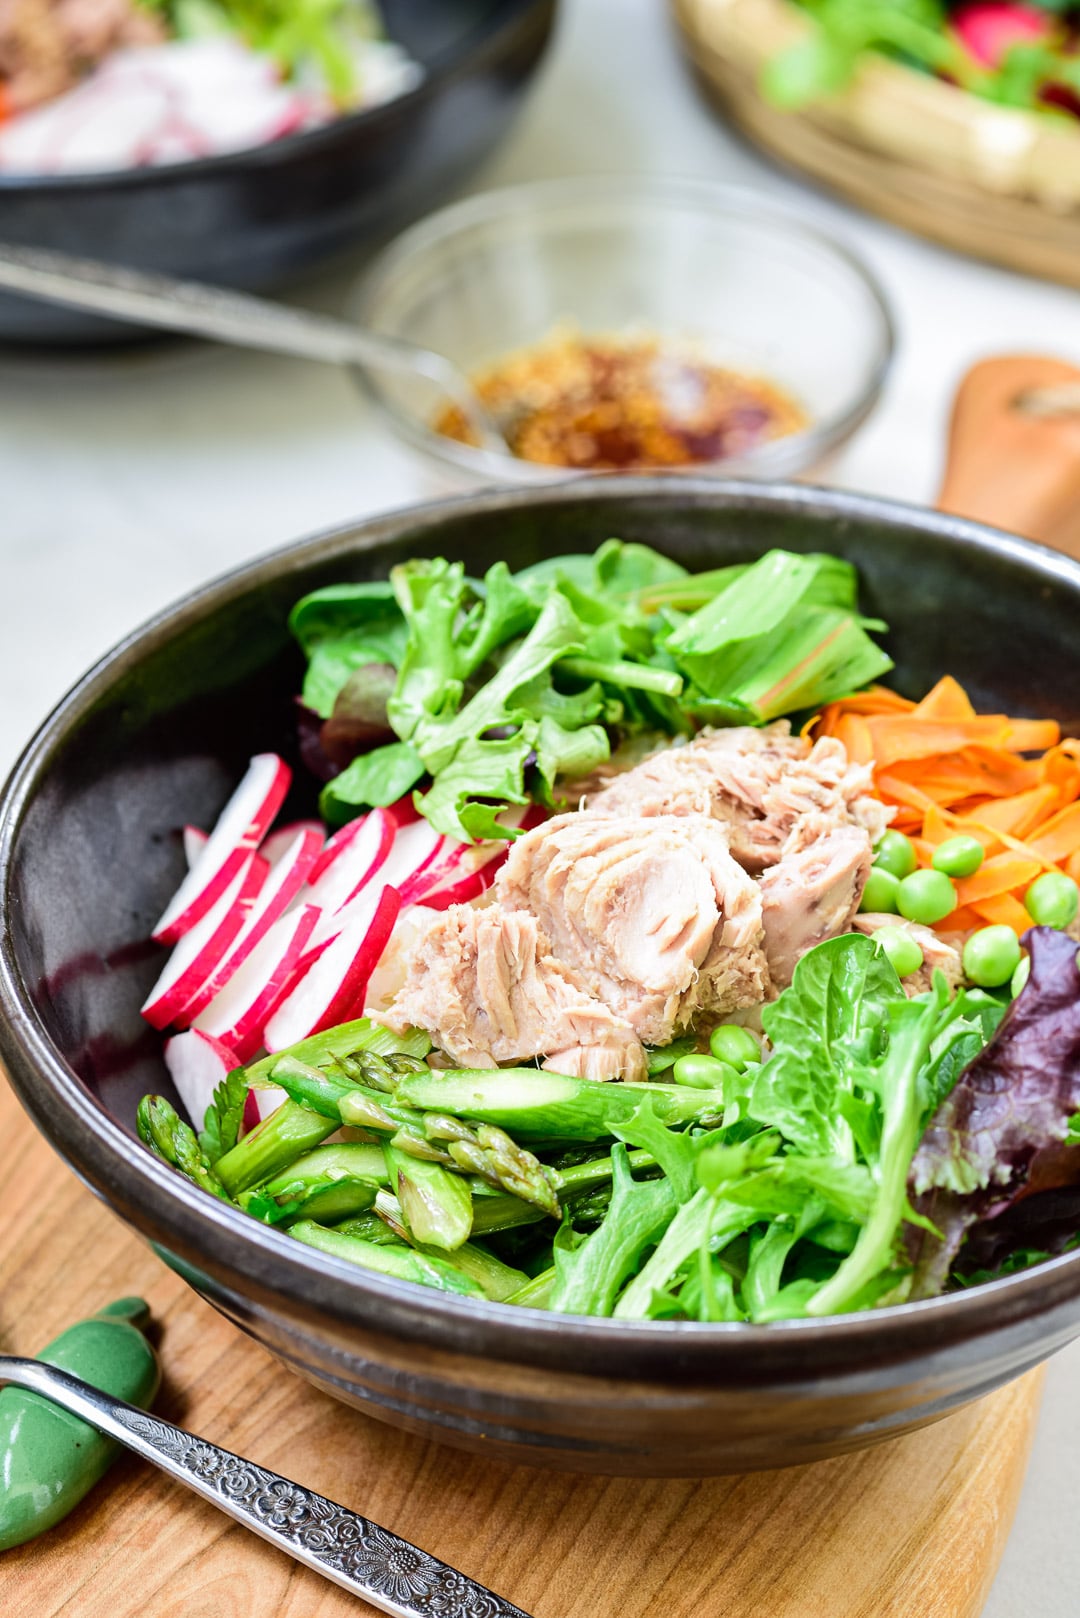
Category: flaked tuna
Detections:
[
  {"x1": 383, "y1": 902, "x2": 647, "y2": 1081},
  {"x1": 495, "y1": 811, "x2": 769, "y2": 1044},
  {"x1": 760, "y1": 827, "x2": 872, "y2": 987},
  {"x1": 585, "y1": 722, "x2": 891, "y2": 870}
]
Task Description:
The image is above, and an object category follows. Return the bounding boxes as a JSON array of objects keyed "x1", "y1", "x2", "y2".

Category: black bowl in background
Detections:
[
  {"x1": 3, "y1": 478, "x2": 1080, "y2": 1477},
  {"x1": 0, "y1": 0, "x2": 556, "y2": 345}
]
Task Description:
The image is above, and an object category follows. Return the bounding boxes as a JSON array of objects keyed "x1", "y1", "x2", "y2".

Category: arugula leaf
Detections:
[
  {"x1": 753, "y1": 933, "x2": 906, "y2": 1158},
  {"x1": 198, "y1": 1065, "x2": 249, "y2": 1163},
  {"x1": 548, "y1": 1145, "x2": 677, "y2": 1316},
  {"x1": 806, "y1": 988, "x2": 947, "y2": 1316},
  {"x1": 415, "y1": 732, "x2": 533, "y2": 842},
  {"x1": 610, "y1": 1099, "x2": 704, "y2": 1205},
  {"x1": 319, "y1": 740, "x2": 426, "y2": 827},
  {"x1": 289, "y1": 582, "x2": 407, "y2": 720}
]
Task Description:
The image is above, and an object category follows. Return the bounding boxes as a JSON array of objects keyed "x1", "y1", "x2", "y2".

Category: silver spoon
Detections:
[
  {"x1": 0, "y1": 241, "x2": 509, "y2": 455},
  {"x1": 0, "y1": 1354, "x2": 531, "y2": 1618}
]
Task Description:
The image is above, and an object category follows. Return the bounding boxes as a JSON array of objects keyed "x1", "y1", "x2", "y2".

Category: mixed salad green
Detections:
[
  {"x1": 138, "y1": 925, "x2": 1080, "y2": 1319},
  {"x1": 294, "y1": 543, "x2": 891, "y2": 841},
  {"x1": 765, "y1": 0, "x2": 1080, "y2": 122},
  {"x1": 136, "y1": 540, "x2": 1080, "y2": 1322}
]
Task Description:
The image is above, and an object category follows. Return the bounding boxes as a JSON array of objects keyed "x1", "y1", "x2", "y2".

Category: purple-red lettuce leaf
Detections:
[{"x1": 908, "y1": 927, "x2": 1080, "y2": 1296}]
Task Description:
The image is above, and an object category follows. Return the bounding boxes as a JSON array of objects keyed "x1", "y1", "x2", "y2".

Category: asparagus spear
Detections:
[
  {"x1": 394, "y1": 1069, "x2": 727, "y2": 1142},
  {"x1": 383, "y1": 1143, "x2": 474, "y2": 1252},
  {"x1": 137, "y1": 1096, "x2": 231, "y2": 1202},
  {"x1": 215, "y1": 1100, "x2": 337, "y2": 1196},
  {"x1": 369, "y1": 1191, "x2": 527, "y2": 1300},
  {"x1": 337, "y1": 1211, "x2": 408, "y2": 1246},
  {"x1": 266, "y1": 1058, "x2": 562, "y2": 1218},
  {"x1": 505, "y1": 1269, "x2": 557, "y2": 1309},
  {"x1": 262, "y1": 1143, "x2": 388, "y2": 1190},
  {"x1": 242, "y1": 1178, "x2": 379, "y2": 1227},
  {"x1": 416, "y1": 1239, "x2": 527, "y2": 1301},
  {"x1": 290, "y1": 1220, "x2": 485, "y2": 1297},
  {"x1": 241, "y1": 1019, "x2": 431, "y2": 1090}
]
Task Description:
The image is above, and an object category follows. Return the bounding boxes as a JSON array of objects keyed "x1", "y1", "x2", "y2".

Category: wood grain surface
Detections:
[{"x1": 0, "y1": 1073, "x2": 1043, "y2": 1618}]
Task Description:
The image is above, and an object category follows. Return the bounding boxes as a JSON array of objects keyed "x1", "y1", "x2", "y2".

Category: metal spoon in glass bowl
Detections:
[
  {"x1": 0, "y1": 241, "x2": 510, "y2": 457},
  {"x1": 0, "y1": 1354, "x2": 531, "y2": 1618}
]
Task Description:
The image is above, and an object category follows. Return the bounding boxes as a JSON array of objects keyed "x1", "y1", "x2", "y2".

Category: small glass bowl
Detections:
[{"x1": 350, "y1": 176, "x2": 895, "y2": 486}]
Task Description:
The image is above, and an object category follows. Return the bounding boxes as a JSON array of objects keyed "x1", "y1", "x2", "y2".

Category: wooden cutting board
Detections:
[{"x1": 0, "y1": 1075, "x2": 1043, "y2": 1618}]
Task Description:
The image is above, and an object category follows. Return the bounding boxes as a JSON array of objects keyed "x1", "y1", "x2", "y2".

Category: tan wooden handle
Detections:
[{"x1": 937, "y1": 355, "x2": 1080, "y2": 557}]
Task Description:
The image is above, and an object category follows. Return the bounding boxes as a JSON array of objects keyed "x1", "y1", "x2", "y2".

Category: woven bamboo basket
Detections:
[{"x1": 672, "y1": 0, "x2": 1080, "y2": 287}]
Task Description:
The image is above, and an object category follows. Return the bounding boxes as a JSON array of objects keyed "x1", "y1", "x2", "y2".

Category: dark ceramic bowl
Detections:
[
  {"x1": 0, "y1": 0, "x2": 556, "y2": 345},
  {"x1": 4, "y1": 478, "x2": 1080, "y2": 1477}
]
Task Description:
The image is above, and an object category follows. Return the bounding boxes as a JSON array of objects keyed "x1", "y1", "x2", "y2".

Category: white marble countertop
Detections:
[{"x1": 2, "y1": 0, "x2": 1078, "y2": 1608}]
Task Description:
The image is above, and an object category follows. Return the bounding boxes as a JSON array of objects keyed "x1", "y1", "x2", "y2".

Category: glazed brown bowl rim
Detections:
[
  {"x1": 0, "y1": 0, "x2": 549, "y2": 194},
  {"x1": 4, "y1": 475, "x2": 1080, "y2": 1379}
]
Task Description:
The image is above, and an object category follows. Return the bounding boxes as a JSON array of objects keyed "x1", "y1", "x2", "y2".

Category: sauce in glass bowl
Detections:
[{"x1": 433, "y1": 328, "x2": 807, "y2": 471}]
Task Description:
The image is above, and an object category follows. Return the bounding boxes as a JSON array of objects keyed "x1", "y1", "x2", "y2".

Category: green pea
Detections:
[
  {"x1": 1025, "y1": 871, "x2": 1080, "y2": 930},
  {"x1": 897, "y1": 868, "x2": 957, "y2": 926},
  {"x1": 859, "y1": 869, "x2": 901, "y2": 914},
  {"x1": 871, "y1": 925, "x2": 924, "y2": 979},
  {"x1": 0, "y1": 1298, "x2": 160, "y2": 1551},
  {"x1": 873, "y1": 830, "x2": 917, "y2": 879},
  {"x1": 708, "y1": 1024, "x2": 762, "y2": 1071},
  {"x1": 1011, "y1": 954, "x2": 1031, "y2": 998},
  {"x1": 932, "y1": 836, "x2": 985, "y2": 878},
  {"x1": 962, "y1": 925, "x2": 1022, "y2": 989},
  {"x1": 672, "y1": 1053, "x2": 739, "y2": 1090}
]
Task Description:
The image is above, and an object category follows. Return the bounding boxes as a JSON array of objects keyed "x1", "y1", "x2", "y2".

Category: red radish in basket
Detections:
[
  {"x1": 143, "y1": 853, "x2": 267, "y2": 1030},
  {"x1": 952, "y1": 2, "x2": 1050, "y2": 67},
  {"x1": 195, "y1": 904, "x2": 320, "y2": 1062},
  {"x1": 153, "y1": 753, "x2": 290, "y2": 944},
  {"x1": 264, "y1": 885, "x2": 402, "y2": 1050},
  {"x1": 173, "y1": 825, "x2": 323, "y2": 1028}
]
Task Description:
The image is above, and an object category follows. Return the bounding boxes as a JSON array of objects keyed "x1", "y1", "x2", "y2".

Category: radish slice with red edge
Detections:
[
  {"x1": 183, "y1": 825, "x2": 208, "y2": 870},
  {"x1": 153, "y1": 753, "x2": 290, "y2": 944},
  {"x1": 165, "y1": 1028, "x2": 241, "y2": 1131},
  {"x1": 172, "y1": 825, "x2": 323, "y2": 1029},
  {"x1": 242, "y1": 1086, "x2": 286, "y2": 1132},
  {"x1": 260, "y1": 819, "x2": 324, "y2": 868},
  {"x1": 304, "y1": 807, "x2": 396, "y2": 916},
  {"x1": 264, "y1": 885, "x2": 402, "y2": 1050},
  {"x1": 300, "y1": 817, "x2": 445, "y2": 964},
  {"x1": 194, "y1": 904, "x2": 319, "y2": 1062},
  {"x1": 143, "y1": 853, "x2": 267, "y2": 1030}
]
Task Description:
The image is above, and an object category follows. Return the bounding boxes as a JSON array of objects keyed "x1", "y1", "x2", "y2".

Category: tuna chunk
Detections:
[
  {"x1": 853, "y1": 914, "x2": 965, "y2": 997},
  {"x1": 495, "y1": 811, "x2": 769, "y2": 1044},
  {"x1": 585, "y1": 722, "x2": 891, "y2": 871},
  {"x1": 383, "y1": 902, "x2": 647, "y2": 1080},
  {"x1": 759, "y1": 827, "x2": 872, "y2": 987}
]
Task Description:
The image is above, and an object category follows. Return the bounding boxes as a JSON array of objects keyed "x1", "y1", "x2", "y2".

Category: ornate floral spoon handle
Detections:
[{"x1": 0, "y1": 1355, "x2": 532, "y2": 1618}]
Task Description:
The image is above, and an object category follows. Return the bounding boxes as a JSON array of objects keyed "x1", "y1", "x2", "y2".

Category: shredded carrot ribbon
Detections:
[{"x1": 814, "y1": 677, "x2": 1080, "y2": 935}]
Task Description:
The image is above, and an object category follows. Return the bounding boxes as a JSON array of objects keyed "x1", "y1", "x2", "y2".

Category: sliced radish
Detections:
[
  {"x1": 264, "y1": 885, "x2": 402, "y2": 1051},
  {"x1": 183, "y1": 825, "x2": 209, "y2": 870},
  {"x1": 399, "y1": 806, "x2": 546, "y2": 907},
  {"x1": 304, "y1": 807, "x2": 396, "y2": 915},
  {"x1": 242, "y1": 1085, "x2": 287, "y2": 1132},
  {"x1": 142, "y1": 854, "x2": 267, "y2": 1030},
  {"x1": 260, "y1": 819, "x2": 324, "y2": 868},
  {"x1": 194, "y1": 904, "x2": 319, "y2": 1062},
  {"x1": 173, "y1": 825, "x2": 323, "y2": 1029},
  {"x1": 165, "y1": 1028, "x2": 240, "y2": 1130},
  {"x1": 300, "y1": 816, "x2": 445, "y2": 964},
  {"x1": 153, "y1": 753, "x2": 291, "y2": 944}
]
